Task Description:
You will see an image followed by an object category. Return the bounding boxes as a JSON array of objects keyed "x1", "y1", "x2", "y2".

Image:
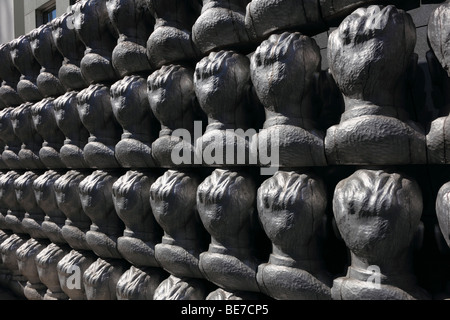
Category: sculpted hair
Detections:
[
  {"x1": 197, "y1": 169, "x2": 255, "y2": 212},
  {"x1": 150, "y1": 170, "x2": 198, "y2": 208}
]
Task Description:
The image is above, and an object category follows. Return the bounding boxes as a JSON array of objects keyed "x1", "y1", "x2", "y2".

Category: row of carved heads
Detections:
[
  {"x1": 0, "y1": 2, "x2": 449, "y2": 171},
  {"x1": 0, "y1": 165, "x2": 444, "y2": 299}
]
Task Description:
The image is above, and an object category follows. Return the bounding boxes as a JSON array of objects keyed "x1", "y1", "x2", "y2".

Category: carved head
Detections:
[
  {"x1": 251, "y1": 32, "x2": 320, "y2": 115},
  {"x1": 0, "y1": 43, "x2": 21, "y2": 85},
  {"x1": 148, "y1": 65, "x2": 196, "y2": 129},
  {"x1": 328, "y1": 5, "x2": 416, "y2": 106},
  {"x1": 76, "y1": 84, "x2": 117, "y2": 135},
  {"x1": 33, "y1": 171, "x2": 64, "y2": 221},
  {"x1": 257, "y1": 171, "x2": 327, "y2": 249},
  {"x1": 54, "y1": 170, "x2": 89, "y2": 226},
  {"x1": 14, "y1": 171, "x2": 43, "y2": 216},
  {"x1": 51, "y1": 10, "x2": 85, "y2": 65},
  {"x1": 10, "y1": 35, "x2": 43, "y2": 102},
  {"x1": 83, "y1": 257, "x2": 128, "y2": 300},
  {"x1": 30, "y1": 98, "x2": 60, "y2": 140},
  {"x1": 73, "y1": 0, "x2": 117, "y2": 52},
  {"x1": 112, "y1": 170, "x2": 159, "y2": 235},
  {"x1": 0, "y1": 171, "x2": 21, "y2": 215},
  {"x1": 57, "y1": 249, "x2": 96, "y2": 300},
  {"x1": 428, "y1": 1, "x2": 450, "y2": 77},
  {"x1": 73, "y1": 0, "x2": 118, "y2": 83},
  {"x1": 10, "y1": 103, "x2": 43, "y2": 147},
  {"x1": 51, "y1": 11, "x2": 88, "y2": 91},
  {"x1": 35, "y1": 242, "x2": 70, "y2": 293},
  {"x1": 106, "y1": 0, "x2": 154, "y2": 76},
  {"x1": 110, "y1": 75, "x2": 154, "y2": 131},
  {"x1": 54, "y1": 91, "x2": 89, "y2": 143},
  {"x1": 29, "y1": 23, "x2": 64, "y2": 74},
  {"x1": 197, "y1": 169, "x2": 256, "y2": 247},
  {"x1": 194, "y1": 51, "x2": 250, "y2": 123},
  {"x1": 9, "y1": 35, "x2": 41, "y2": 80},
  {"x1": 333, "y1": 169, "x2": 422, "y2": 261},
  {"x1": 16, "y1": 238, "x2": 46, "y2": 284},
  {"x1": 149, "y1": 170, "x2": 200, "y2": 234},
  {"x1": 78, "y1": 170, "x2": 120, "y2": 230}
]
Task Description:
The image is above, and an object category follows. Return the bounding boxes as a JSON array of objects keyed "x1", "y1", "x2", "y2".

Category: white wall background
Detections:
[{"x1": 0, "y1": 0, "x2": 15, "y2": 44}]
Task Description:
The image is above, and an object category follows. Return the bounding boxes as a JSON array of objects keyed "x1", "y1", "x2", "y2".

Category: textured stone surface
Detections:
[
  {"x1": 147, "y1": 64, "x2": 205, "y2": 168},
  {"x1": 332, "y1": 169, "x2": 429, "y2": 300},
  {"x1": 197, "y1": 169, "x2": 262, "y2": 292},
  {"x1": 79, "y1": 170, "x2": 123, "y2": 259},
  {"x1": 111, "y1": 75, "x2": 159, "y2": 168},
  {"x1": 73, "y1": 0, "x2": 119, "y2": 84},
  {"x1": 257, "y1": 171, "x2": 331, "y2": 300},
  {"x1": 112, "y1": 170, "x2": 162, "y2": 267},
  {"x1": 146, "y1": 0, "x2": 200, "y2": 68},
  {"x1": 250, "y1": 32, "x2": 327, "y2": 167},
  {"x1": 107, "y1": 0, "x2": 154, "y2": 77},
  {"x1": 150, "y1": 170, "x2": 208, "y2": 279},
  {"x1": 325, "y1": 5, "x2": 426, "y2": 165},
  {"x1": 193, "y1": 0, "x2": 252, "y2": 54}
]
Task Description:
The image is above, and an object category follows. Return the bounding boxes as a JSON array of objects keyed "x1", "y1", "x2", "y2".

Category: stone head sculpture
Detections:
[
  {"x1": 57, "y1": 248, "x2": 97, "y2": 300},
  {"x1": 146, "y1": 0, "x2": 199, "y2": 68},
  {"x1": 153, "y1": 275, "x2": 208, "y2": 300},
  {"x1": 30, "y1": 98, "x2": 66, "y2": 169},
  {"x1": 0, "y1": 233, "x2": 27, "y2": 298},
  {"x1": 14, "y1": 171, "x2": 47, "y2": 240},
  {"x1": 194, "y1": 50, "x2": 254, "y2": 166},
  {"x1": 250, "y1": 31, "x2": 326, "y2": 167},
  {"x1": 197, "y1": 169, "x2": 260, "y2": 292},
  {"x1": 149, "y1": 170, "x2": 208, "y2": 278},
  {"x1": 79, "y1": 170, "x2": 123, "y2": 259},
  {"x1": 51, "y1": 10, "x2": 88, "y2": 91},
  {"x1": 54, "y1": 170, "x2": 91, "y2": 251},
  {"x1": 53, "y1": 91, "x2": 90, "y2": 169},
  {"x1": 73, "y1": 0, "x2": 119, "y2": 84},
  {"x1": 10, "y1": 103, "x2": 45, "y2": 169},
  {"x1": 112, "y1": 170, "x2": 162, "y2": 267},
  {"x1": 35, "y1": 242, "x2": 70, "y2": 300},
  {"x1": 426, "y1": 1, "x2": 450, "y2": 163},
  {"x1": 0, "y1": 107, "x2": 23, "y2": 169},
  {"x1": 16, "y1": 238, "x2": 48, "y2": 300},
  {"x1": 29, "y1": 23, "x2": 65, "y2": 98},
  {"x1": 428, "y1": 1, "x2": 450, "y2": 79},
  {"x1": 325, "y1": 5, "x2": 426, "y2": 165},
  {"x1": 33, "y1": 170, "x2": 67, "y2": 245},
  {"x1": 0, "y1": 171, "x2": 25, "y2": 235},
  {"x1": 83, "y1": 257, "x2": 128, "y2": 300},
  {"x1": 111, "y1": 75, "x2": 159, "y2": 168},
  {"x1": 147, "y1": 64, "x2": 202, "y2": 167},
  {"x1": 116, "y1": 265, "x2": 167, "y2": 300},
  {"x1": 192, "y1": 0, "x2": 251, "y2": 55},
  {"x1": 256, "y1": 170, "x2": 330, "y2": 299},
  {"x1": 0, "y1": 42, "x2": 23, "y2": 107},
  {"x1": 76, "y1": 84, "x2": 122, "y2": 168},
  {"x1": 9, "y1": 35, "x2": 43, "y2": 103},
  {"x1": 332, "y1": 169, "x2": 428, "y2": 300},
  {"x1": 106, "y1": 0, "x2": 154, "y2": 77}
]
